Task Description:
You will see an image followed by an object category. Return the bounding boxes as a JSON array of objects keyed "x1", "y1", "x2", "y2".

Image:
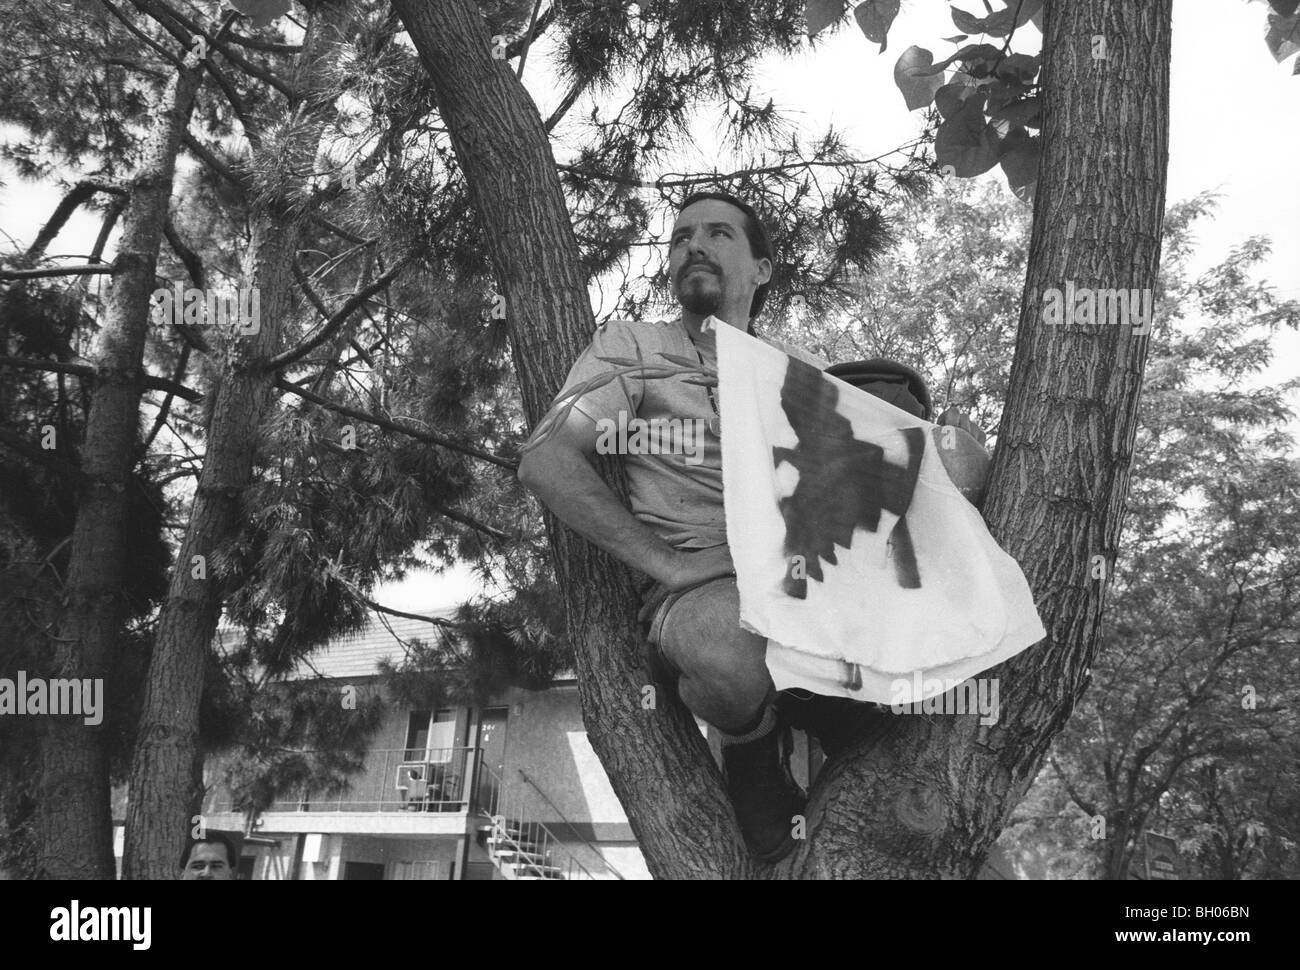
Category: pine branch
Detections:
[
  {"x1": 291, "y1": 260, "x2": 376, "y2": 368},
  {"x1": 544, "y1": 79, "x2": 585, "y2": 133},
  {"x1": 311, "y1": 213, "x2": 371, "y2": 246},
  {"x1": 162, "y1": 217, "x2": 206, "y2": 290},
  {"x1": 152, "y1": 243, "x2": 213, "y2": 356},
  {"x1": 273, "y1": 377, "x2": 518, "y2": 472},
  {"x1": 145, "y1": 0, "x2": 296, "y2": 100},
  {"x1": 225, "y1": 31, "x2": 302, "y2": 55},
  {"x1": 0, "y1": 356, "x2": 203, "y2": 402},
  {"x1": 268, "y1": 250, "x2": 416, "y2": 371},
  {"x1": 181, "y1": 133, "x2": 249, "y2": 195},
  {"x1": 24, "y1": 180, "x2": 127, "y2": 264},
  {"x1": 127, "y1": 1, "x2": 257, "y2": 143},
  {"x1": 98, "y1": 0, "x2": 186, "y2": 70},
  {"x1": 0, "y1": 263, "x2": 117, "y2": 281},
  {"x1": 140, "y1": 342, "x2": 192, "y2": 454},
  {"x1": 555, "y1": 138, "x2": 928, "y2": 190},
  {"x1": 428, "y1": 503, "x2": 514, "y2": 542}
]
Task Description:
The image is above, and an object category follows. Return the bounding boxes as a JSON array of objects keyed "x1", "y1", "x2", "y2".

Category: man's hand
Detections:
[
  {"x1": 665, "y1": 544, "x2": 736, "y2": 591},
  {"x1": 936, "y1": 405, "x2": 987, "y2": 446}
]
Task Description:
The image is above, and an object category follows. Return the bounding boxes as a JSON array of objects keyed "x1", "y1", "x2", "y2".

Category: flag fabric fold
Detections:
[{"x1": 715, "y1": 321, "x2": 1046, "y2": 705}]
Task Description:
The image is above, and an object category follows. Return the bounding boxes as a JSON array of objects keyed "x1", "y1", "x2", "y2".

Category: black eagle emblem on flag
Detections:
[{"x1": 771, "y1": 357, "x2": 926, "y2": 598}]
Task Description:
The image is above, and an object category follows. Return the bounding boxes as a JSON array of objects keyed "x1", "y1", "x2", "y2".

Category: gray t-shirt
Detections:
[{"x1": 538, "y1": 316, "x2": 829, "y2": 551}]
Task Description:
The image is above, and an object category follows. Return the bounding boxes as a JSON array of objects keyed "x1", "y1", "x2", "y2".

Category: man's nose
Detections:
[{"x1": 686, "y1": 230, "x2": 709, "y2": 257}]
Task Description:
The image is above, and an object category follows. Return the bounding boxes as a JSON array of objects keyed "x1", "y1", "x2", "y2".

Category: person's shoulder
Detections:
[
  {"x1": 594, "y1": 316, "x2": 682, "y2": 334},
  {"x1": 591, "y1": 316, "x2": 685, "y2": 348}
]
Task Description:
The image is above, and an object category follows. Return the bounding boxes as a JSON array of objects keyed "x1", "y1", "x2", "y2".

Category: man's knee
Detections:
[{"x1": 659, "y1": 579, "x2": 768, "y2": 687}]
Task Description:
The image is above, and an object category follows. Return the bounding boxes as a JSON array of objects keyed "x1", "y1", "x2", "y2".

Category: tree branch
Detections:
[
  {"x1": 181, "y1": 133, "x2": 249, "y2": 195},
  {"x1": 0, "y1": 356, "x2": 203, "y2": 402},
  {"x1": 98, "y1": 0, "x2": 186, "y2": 70},
  {"x1": 273, "y1": 377, "x2": 518, "y2": 472},
  {"x1": 144, "y1": 0, "x2": 296, "y2": 99},
  {"x1": 268, "y1": 250, "x2": 415, "y2": 371},
  {"x1": 23, "y1": 180, "x2": 127, "y2": 264},
  {"x1": 162, "y1": 217, "x2": 206, "y2": 290},
  {"x1": 0, "y1": 264, "x2": 116, "y2": 281},
  {"x1": 225, "y1": 30, "x2": 302, "y2": 54},
  {"x1": 555, "y1": 139, "x2": 928, "y2": 190}
]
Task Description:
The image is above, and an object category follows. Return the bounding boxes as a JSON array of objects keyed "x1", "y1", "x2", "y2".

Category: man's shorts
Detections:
[{"x1": 634, "y1": 549, "x2": 737, "y2": 685}]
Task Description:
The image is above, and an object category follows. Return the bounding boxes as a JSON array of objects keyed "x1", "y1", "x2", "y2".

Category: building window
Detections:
[{"x1": 391, "y1": 860, "x2": 441, "y2": 880}]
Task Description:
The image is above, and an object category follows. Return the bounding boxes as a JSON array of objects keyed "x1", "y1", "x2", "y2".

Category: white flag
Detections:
[{"x1": 715, "y1": 321, "x2": 1046, "y2": 705}]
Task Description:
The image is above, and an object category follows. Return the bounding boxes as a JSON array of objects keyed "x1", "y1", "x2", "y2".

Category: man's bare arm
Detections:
[{"x1": 517, "y1": 406, "x2": 733, "y2": 590}]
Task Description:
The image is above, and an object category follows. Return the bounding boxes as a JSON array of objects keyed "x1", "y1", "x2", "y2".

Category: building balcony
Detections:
[{"x1": 203, "y1": 747, "x2": 496, "y2": 837}]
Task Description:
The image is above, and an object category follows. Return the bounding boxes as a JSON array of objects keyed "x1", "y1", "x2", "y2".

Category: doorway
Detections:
[{"x1": 475, "y1": 707, "x2": 509, "y2": 813}]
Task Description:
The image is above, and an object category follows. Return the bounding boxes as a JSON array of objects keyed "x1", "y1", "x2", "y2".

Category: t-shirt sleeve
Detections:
[{"x1": 545, "y1": 321, "x2": 646, "y2": 426}]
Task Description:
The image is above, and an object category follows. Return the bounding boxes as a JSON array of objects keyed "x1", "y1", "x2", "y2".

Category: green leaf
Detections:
[
  {"x1": 855, "y1": 0, "x2": 900, "y2": 52},
  {"x1": 806, "y1": 0, "x2": 847, "y2": 37},
  {"x1": 935, "y1": 80, "x2": 981, "y2": 120},
  {"x1": 990, "y1": 95, "x2": 1042, "y2": 128},
  {"x1": 999, "y1": 127, "x2": 1040, "y2": 203},
  {"x1": 935, "y1": 96, "x2": 1000, "y2": 177},
  {"x1": 942, "y1": 34, "x2": 969, "y2": 43},
  {"x1": 951, "y1": 7, "x2": 985, "y2": 34},
  {"x1": 1270, "y1": 0, "x2": 1299, "y2": 18},
  {"x1": 894, "y1": 46, "x2": 946, "y2": 111},
  {"x1": 994, "y1": 53, "x2": 1040, "y2": 84},
  {"x1": 950, "y1": 0, "x2": 1043, "y2": 38},
  {"x1": 1265, "y1": 10, "x2": 1300, "y2": 62},
  {"x1": 955, "y1": 42, "x2": 1004, "y2": 75}
]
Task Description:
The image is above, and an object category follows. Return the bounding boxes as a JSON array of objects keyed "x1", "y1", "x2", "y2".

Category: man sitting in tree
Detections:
[{"x1": 518, "y1": 190, "x2": 981, "y2": 863}]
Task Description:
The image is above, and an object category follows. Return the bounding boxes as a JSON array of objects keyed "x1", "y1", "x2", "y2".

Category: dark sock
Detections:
[{"x1": 720, "y1": 685, "x2": 777, "y2": 746}]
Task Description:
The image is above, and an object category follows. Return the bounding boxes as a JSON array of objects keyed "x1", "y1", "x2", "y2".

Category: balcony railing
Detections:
[{"x1": 205, "y1": 747, "x2": 480, "y2": 815}]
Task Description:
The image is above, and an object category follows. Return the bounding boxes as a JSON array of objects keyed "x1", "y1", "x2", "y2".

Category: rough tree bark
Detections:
[
  {"x1": 122, "y1": 0, "x2": 354, "y2": 880},
  {"x1": 36, "y1": 64, "x2": 204, "y2": 880},
  {"x1": 394, "y1": 0, "x2": 1171, "y2": 878}
]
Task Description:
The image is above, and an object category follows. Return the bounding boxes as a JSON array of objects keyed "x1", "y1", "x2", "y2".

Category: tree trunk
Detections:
[
  {"x1": 393, "y1": 0, "x2": 753, "y2": 878},
  {"x1": 778, "y1": 0, "x2": 1172, "y2": 878},
  {"x1": 395, "y1": 0, "x2": 1171, "y2": 878},
  {"x1": 36, "y1": 65, "x2": 203, "y2": 880},
  {"x1": 122, "y1": 0, "x2": 353, "y2": 880}
]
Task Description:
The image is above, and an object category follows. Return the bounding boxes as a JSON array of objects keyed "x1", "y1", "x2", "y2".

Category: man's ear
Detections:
[{"x1": 754, "y1": 257, "x2": 773, "y2": 287}]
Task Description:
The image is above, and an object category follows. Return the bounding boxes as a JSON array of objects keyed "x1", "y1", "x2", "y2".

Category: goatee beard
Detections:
[{"x1": 681, "y1": 288, "x2": 722, "y2": 316}]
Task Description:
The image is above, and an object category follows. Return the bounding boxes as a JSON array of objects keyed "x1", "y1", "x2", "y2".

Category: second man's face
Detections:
[{"x1": 668, "y1": 200, "x2": 766, "y2": 319}]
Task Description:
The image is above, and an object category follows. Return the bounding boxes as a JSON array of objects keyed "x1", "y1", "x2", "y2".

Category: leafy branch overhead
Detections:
[{"x1": 808, "y1": 0, "x2": 1296, "y2": 204}]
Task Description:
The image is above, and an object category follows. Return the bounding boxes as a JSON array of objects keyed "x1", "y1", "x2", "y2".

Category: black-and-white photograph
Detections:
[{"x1": 0, "y1": 0, "x2": 1295, "y2": 925}]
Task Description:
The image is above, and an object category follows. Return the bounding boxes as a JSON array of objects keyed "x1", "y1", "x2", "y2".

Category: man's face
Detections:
[
  {"x1": 181, "y1": 842, "x2": 234, "y2": 880},
  {"x1": 668, "y1": 199, "x2": 770, "y2": 319}
]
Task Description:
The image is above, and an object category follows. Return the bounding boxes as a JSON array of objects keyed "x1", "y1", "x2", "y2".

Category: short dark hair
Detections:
[
  {"x1": 180, "y1": 833, "x2": 236, "y2": 872},
  {"x1": 676, "y1": 190, "x2": 774, "y2": 324}
]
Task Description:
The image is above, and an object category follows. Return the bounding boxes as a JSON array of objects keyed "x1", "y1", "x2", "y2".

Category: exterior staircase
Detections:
[{"x1": 476, "y1": 764, "x2": 596, "y2": 880}]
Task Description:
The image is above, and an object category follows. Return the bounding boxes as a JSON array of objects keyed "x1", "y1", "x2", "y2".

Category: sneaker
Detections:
[
  {"x1": 775, "y1": 690, "x2": 891, "y2": 761},
  {"x1": 721, "y1": 727, "x2": 807, "y2": 863}
]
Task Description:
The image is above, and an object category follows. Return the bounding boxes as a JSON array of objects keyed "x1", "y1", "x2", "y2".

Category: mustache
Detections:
[{"x1": 678, "y1": 259, "x2": 720, "y2": 283}]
